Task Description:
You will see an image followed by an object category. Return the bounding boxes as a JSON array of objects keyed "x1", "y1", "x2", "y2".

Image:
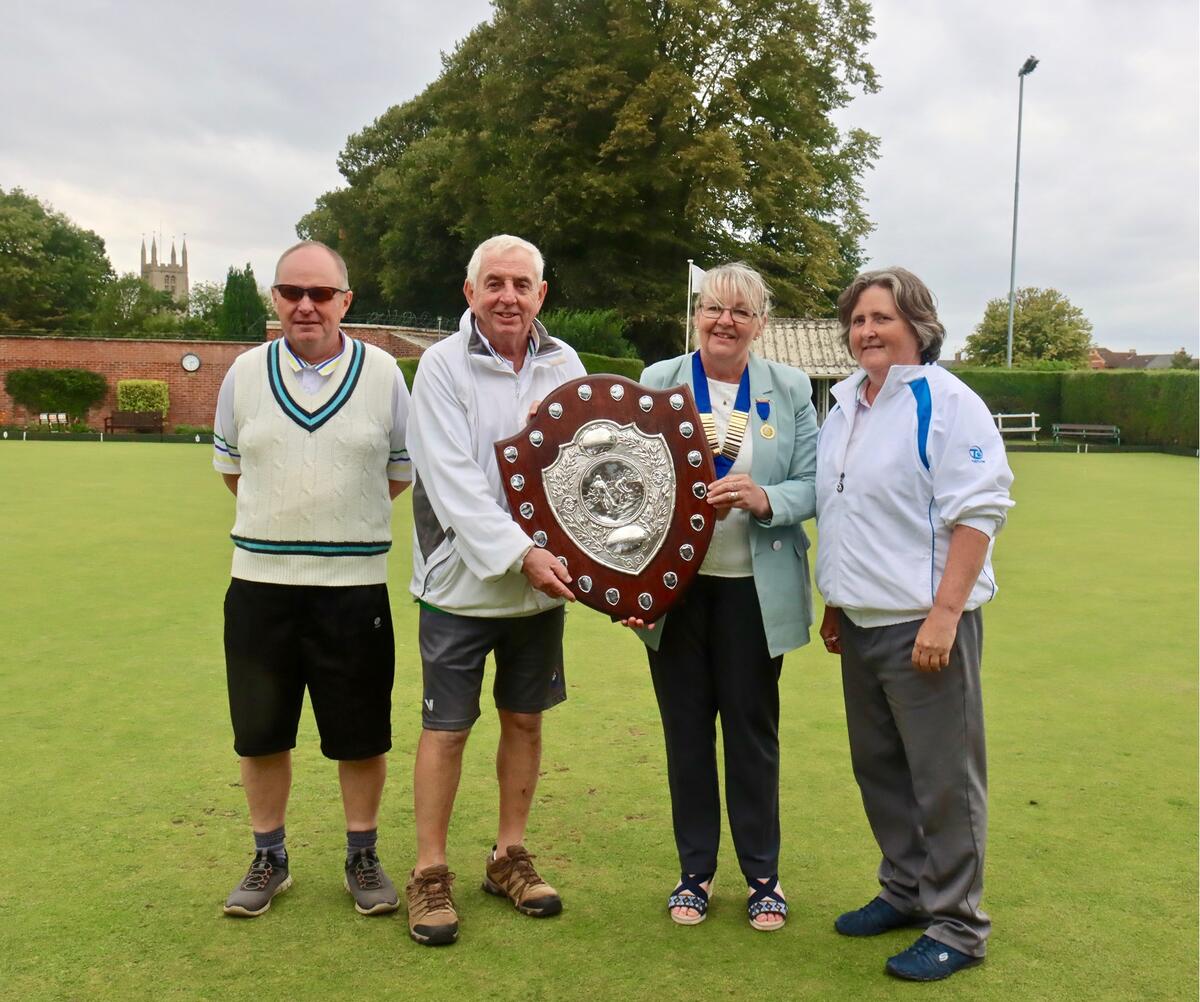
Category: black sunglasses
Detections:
[{"x1": 273, "y1": 284, "x2": 348, "y2": 303}]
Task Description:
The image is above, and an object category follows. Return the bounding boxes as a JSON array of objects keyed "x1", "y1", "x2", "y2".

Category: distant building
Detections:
[
  {"x1": 141, "y1": 235, "x2": 188, "y2": 302},
  {"x1": 757, "y1": 318, "x2": 856, "y2": 422},
  {"x1": 1090, "y1": 347, "x2": 1180, "y2": 370}
]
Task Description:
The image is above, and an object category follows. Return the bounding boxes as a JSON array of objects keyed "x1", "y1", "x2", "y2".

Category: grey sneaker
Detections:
[
  {"x1": 224, "y1": 850, "x2": 292, "y2": 917},
  {"x1": 344, "y1": 848, "x2": 400, "y2": 915}
]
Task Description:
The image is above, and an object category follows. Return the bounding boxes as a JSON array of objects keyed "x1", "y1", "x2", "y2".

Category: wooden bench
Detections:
[
  {"x1": 104, "y1": 411, "x2": 164, "y2": 434},
  {"x1": 1052, "y1": 423, "x2": 1120, "y2": 446},
  {"x1": 993, "y1": 412, "x2": 1040, "y2": 442}
]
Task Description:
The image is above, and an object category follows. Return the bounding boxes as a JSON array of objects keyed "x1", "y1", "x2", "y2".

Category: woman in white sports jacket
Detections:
[{"x1": 815, "y1": 267, "x2": 1013, "y2": 983}]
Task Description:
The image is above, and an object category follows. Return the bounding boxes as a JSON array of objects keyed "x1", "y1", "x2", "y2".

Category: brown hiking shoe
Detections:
[
  {"x1": 405, "y1": 865, "x2": 459, "y2": 946},
  {"x1": 482, "y1": 845, "x2": 562, "y2": 917}
]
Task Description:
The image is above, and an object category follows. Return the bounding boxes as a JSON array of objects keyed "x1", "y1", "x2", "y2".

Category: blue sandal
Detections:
[
  {"x1": 668, "y1": 872, "x2": 714, "y2": 926},
  {"x1": 747, "y1": 876, "x2": 787, "y2": 931}
]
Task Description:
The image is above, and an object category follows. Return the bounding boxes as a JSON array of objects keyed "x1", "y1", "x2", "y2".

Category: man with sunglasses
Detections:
[
  {"x1": 402, "y1": 234, "x2": 586, "y2": 946},
  {"x1": 212, "y1": 240, "x2": 412, "y2": 919}
]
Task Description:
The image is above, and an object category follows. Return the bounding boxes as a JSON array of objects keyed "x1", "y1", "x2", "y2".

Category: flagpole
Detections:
[{"x1": 685, "y1": 259, "x2": 694, "y2": 353}]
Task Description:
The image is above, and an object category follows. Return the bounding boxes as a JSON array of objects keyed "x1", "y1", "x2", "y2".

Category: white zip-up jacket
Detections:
[
  {"x1": 815, "y1": 364, "x2": 1014, "y2": 627},
  {"x1": 407, "y1": 310, "x2": 586, "y2": 617}
]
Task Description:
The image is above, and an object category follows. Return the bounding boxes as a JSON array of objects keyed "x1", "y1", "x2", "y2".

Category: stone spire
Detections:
[
  {"x1": 170, "y1": 239, "x2": 177, "y2": 266},
  {"x1": 140, "y1": 237, "x2": 147, "y2": 269},
  {"x1": 151, "y1": 236, "x2": 158, "y2": 266}
]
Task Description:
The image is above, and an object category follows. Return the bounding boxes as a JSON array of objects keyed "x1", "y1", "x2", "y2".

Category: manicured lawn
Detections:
[{"x1": 0, "y1": 444, "x2": 1195, "y2": 1001}]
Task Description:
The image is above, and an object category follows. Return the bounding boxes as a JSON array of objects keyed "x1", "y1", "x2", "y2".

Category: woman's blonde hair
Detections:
[{"x1": 696, "y1": 262, "x2": 772, "y2": 322}]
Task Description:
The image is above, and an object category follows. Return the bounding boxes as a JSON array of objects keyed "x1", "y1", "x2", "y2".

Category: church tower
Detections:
[{"x1": 140, "y1": 233, "x2": 189, "y2": 302}]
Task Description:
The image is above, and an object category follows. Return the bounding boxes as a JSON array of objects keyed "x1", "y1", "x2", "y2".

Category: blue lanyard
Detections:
[{"x1": 691, "y1": 352, "x2": 750, "y2": 478}]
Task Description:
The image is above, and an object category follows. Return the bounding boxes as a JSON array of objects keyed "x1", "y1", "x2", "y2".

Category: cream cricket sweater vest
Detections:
[{"x1": 229, "y1": 338, "x2": 396, "y2": 586}]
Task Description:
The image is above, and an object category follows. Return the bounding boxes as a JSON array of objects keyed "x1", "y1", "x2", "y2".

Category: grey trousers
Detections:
[{"x1": 839, "y1": 608, "x2": 990, "y2": 957}]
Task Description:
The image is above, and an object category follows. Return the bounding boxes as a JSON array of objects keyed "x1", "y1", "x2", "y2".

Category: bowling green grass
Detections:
[{"x1": 0, "y1": 443, "x2": 1195, "y2": 1001}]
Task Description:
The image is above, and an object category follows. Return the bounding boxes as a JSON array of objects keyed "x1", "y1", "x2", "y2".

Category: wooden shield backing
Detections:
[{"x1": 494, "y1": 375, "x2": 716, "y2": 621}]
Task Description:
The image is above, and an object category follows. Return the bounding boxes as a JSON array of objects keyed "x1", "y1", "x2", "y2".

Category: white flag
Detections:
[{"x1": 689, "y1": 263, "x2": 706, "y2": 287}]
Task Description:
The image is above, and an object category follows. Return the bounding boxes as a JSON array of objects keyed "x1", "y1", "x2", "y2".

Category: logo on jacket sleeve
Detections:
[{"x1": 968, "y1": 446, "x2": 985, "y2": 463}]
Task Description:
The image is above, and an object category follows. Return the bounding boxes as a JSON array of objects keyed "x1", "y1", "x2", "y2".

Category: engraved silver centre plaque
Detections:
[{"x1": 543, "y1": 419, "x2": 675, "y2": 574}]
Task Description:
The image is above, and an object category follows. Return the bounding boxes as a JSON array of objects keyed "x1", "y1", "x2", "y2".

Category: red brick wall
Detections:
[
  {"x1": 0, "y1": 325, "x2": 436, "y2": 430},
  {"x1": 0, "y1": 335, "x2": 257, "y2": 429}
]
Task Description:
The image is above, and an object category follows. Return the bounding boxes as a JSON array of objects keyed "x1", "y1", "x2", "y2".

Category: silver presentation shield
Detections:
[{"x1": 495, "y1": 375, "x2": 715, "y2": 621}]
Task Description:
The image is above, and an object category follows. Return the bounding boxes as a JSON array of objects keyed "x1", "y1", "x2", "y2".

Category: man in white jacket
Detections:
[{"x1": 402, "y1": 235, "x2": 586, "y2": 946}]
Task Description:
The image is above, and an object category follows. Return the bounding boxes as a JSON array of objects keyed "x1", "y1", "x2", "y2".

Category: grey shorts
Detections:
[{"x1": 418, "y1": 605, "x2": 566, "y2": 730}]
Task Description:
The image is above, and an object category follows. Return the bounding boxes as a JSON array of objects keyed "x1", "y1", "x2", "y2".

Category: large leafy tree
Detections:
[
  {"x1": 299, "y1": 0, "x2": 878, "y2": 358},
  {"x1": 0, "y1": 187, "x2": 113, "y2": 330},
  {"x1": 219, "y1": 265, "x2": 268, "y2": 341},
  {"x1": 182, "y1": 280, "x2": 223, "y2": 335},
  {"x1": 965, "y1": 288, "x2": 1094, "y2": 367},
  {"x1": 90, "y1": 274, "x2": 183, "y2": 336}
]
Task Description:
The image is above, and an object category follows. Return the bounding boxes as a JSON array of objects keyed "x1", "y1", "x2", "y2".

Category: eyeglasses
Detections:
[
  {"x1": 273, "y1": 284, "x2": 348, "y2": 303},
  {"x1": 698, "y1": 302, "x2": 757, "y2": 324}
]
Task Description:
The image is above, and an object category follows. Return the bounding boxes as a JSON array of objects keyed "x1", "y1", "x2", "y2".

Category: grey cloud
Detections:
[{"x1": 2, "y1": 0, "x2": 1195, "y2": 355}]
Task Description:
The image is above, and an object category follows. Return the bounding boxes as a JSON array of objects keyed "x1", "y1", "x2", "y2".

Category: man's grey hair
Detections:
[
  {"x1": 274, "y1": 240, "x2": 350, "y2": 289},
  {"x1": 695, "y1": 262, "x2": 773, "y2": 322},
  {"x1": 836, "y1": 267, "x2": 945, "y2": 364},
  {"x1": 466, "y1": 235, "x2": 545, "y2": 288}
]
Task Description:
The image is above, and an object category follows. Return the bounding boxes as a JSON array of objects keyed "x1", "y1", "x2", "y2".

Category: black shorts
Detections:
[
  {"x1": 224, "y1": 578, "x2": 395, "y2": 760},
  {"x1": 417, "y1": 605, "x2": 566, "y2": 731}
]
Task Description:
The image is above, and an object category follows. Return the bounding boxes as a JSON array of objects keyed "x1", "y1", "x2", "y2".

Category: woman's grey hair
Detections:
[
  {"x1": 275, "y1": 240, "x2": 350, "y2": 288},
  {"x1": 836, "y1": 267, "x2": 944, "y2": 364},
  {"x1": 466, "y1": 235, "x2": 545, "y2": 288},
  {"x1": 695, "y1": 262, "x2": 772, "y2": 322}
]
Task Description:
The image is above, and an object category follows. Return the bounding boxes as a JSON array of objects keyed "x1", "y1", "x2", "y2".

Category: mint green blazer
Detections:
[{"x1": 636, "y1": 352, "x2": 818, "y2": 657}]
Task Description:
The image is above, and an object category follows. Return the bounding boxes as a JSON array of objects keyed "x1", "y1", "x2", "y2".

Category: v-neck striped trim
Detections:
[{"x1": 267, "y1": 337, "x2": 365, "y2": 432}]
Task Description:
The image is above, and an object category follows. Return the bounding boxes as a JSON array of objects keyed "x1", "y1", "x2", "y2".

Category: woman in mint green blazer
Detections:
[{"x1": 627, "y1": 262, "x2": 818, "y2": 931}]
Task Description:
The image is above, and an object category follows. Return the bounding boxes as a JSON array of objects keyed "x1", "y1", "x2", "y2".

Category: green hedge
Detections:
[
  {"x1": 577, "y1": 352, "x2": 645, "y2": 379},
  {"x1": 540, "y1": 309, "x2": 639, "y2": 358},
  {"x1": 3, "y1": 368, "x2": 108, "y2": 419},
  {"x1": 1061, "y1": 370, "x2": 1198, "y2": 448},
  {"x1": 396, "y1": 351, "x2": 643, "y2": 391},
  {"x1": 397, "y1": 357, "x2": 419, "y2": 391},
  {"x1": 953, "y1": 368, "x2": 1065, "y2": 427},
  {"x1": 117, "y1": 379, "x2": 169, "y2": 415},
  {"x1": 951, "y1": 367, "x2": 1198, "y2": 449}
]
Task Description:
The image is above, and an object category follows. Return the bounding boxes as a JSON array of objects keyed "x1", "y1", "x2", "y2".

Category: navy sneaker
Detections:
[
  {"x1": 885, "y1": 935, "x2": 984, "y2": 981},
  {"x1": 834, "y1": 896, "x2": 924, "y2": 937}
]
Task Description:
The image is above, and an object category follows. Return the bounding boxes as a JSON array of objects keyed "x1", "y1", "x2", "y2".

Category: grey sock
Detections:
[
  {"x1": 347, "y1": 828, "x2": 378, "y2": 860},
  {"x1": 253, "y1": 826, "x2": 286, "y2": 866}
]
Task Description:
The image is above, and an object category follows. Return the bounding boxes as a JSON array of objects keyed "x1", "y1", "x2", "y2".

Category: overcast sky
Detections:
[{"x1": 2, "y1": 0, "x2": 1196, "y2": 355}]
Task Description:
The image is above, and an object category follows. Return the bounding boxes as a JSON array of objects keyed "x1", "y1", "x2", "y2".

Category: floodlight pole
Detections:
[
  {"x1": 1006, "y1": 55, "x2": 1038, "y2": 368},
  {"x1": 685, "y1": 259, "x2": 694, "y2": 353}
]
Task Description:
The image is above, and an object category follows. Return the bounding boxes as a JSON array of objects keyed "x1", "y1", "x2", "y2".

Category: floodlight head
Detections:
[{"x1": 1019, "y1": 56, "x2": 1039, "y2": 76}]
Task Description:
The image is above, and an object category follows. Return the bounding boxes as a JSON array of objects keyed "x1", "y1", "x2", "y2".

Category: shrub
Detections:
[
  {"x1": 117, "y1": 379, "x2": 169, "y2": 415},
  {"x1": 578, "y1": 352, "x2": 645, "y2": 380},
  {"x1": 397, "y1": 357, "x2": 419, "y2": 391},
  {"x1": 396, "y1": 352, "x2": 644, "y2": 388},
  {"x1": 1061, "y1": 370, "x2": 1199, "y2": 448},
  {"x1": 541, "y1": 309, "x2": 638, "y2": 358},
  {"x1": 173, "y1": 424, "x2": 214, "y2": 436},
  {"x1": 3, "y1": 368, "x2": 108, "y2": 419}
]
